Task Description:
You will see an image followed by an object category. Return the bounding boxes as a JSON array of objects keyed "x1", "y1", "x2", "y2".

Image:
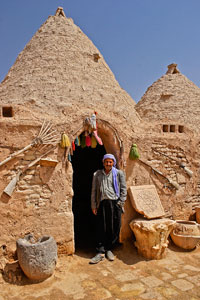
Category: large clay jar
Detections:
[
  {"x1": 173, "y1": 220, "x2": 200, "y2": 236},
  {"x1": 170, "y1": 231, "x2": 200, "y2": 250},
  {"x1": 195, "y1": 207, "x2": 200, "y2": 224},
  {"x1": 129, "y1": 218, "x2": 175, "y2": 260},
  {"x1": 17, "y1": 234, "x2": 57, "y2": 281},
  {"x1": 170, "y1": 220, "x2": 200, "y2": 250}
]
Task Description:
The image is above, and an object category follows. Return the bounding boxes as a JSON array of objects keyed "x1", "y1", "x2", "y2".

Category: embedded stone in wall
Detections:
[{"x1": 128, "y1": 185, "x2": 165, "y2": 219}]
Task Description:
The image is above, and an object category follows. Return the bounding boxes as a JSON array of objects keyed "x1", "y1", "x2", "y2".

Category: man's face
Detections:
[{"x1": 103, "y1": 158, "x2": 114, "y2": 172}]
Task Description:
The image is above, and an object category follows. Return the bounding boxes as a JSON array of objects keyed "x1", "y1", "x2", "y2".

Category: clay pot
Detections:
[
  {"x1": 195, "y1": 207, "x2": 200, "y2": 224},
  {"x1": 170, "y1": 231, "x2": 200, "y2": 250},
  {"x1": 17, "y1": 234, "x2": 57, "y2": 281},
  {"x1": 173, "y1": 220, "x2": 200, "y2": 236}
]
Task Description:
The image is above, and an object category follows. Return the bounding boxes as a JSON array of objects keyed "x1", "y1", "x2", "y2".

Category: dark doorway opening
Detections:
[{"x1": 71, "y1": 143, "x2": 106, "y2": 251}]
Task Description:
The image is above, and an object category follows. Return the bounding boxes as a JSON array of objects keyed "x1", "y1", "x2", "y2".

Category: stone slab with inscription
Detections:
[{"x1": 128, "y1": 185, "x2": 165, "y2": 219}]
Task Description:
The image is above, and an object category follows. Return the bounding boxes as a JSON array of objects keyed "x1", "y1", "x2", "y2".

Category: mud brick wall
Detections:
[{"x1": 0, "y1": 125, "x2": 74, "y2": 258}]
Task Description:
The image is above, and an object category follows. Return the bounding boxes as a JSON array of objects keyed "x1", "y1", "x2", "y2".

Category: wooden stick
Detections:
[
  {"x1": 42, "y1": 136, "x2": 59, "y2": 143},
  {"x1": 37, "y1": 121, "x2": 50, "y2": 138},
  {"x1": 38, "y1": 122, "x2": 53, "y2": 138},
  {"x1": 3, "y1": 147, "x2": 55, "y2": 197},
  {"x1": 0, "y1": 144, "x2": 33, "y2": 167},
  {"x1": 139, "y1": 159, "x2": 179, "y2": 190},
  {"x1": 40, "y1": 130, "x2": 57, "y2": 140},
  {"x1": 152, "y1": 149, "x2": 193, "y2": 177},
  {"x1": 38, "y1": 120, "x2": 46, "y2": 137},
  {"x1": 0, "y1": 122, "x2": 57, "y2": 168}
]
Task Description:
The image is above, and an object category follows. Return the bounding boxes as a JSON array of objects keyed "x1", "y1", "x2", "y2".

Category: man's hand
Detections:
[{"x1": 92, "y1": 208, "x2": 97, "y2": 215}]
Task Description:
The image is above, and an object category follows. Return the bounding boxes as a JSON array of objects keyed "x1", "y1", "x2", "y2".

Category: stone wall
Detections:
[
  {"x1": 0, "y1": 123, "x2": 74, "y2": 258},
  {"x1": 121, "y1": 126, "x2": 200, "y2": 241}
]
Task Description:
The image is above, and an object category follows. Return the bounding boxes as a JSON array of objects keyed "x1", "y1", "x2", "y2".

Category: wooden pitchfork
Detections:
[
  {"x1": 3, "y1": 146, "x2": 56, "y2": 197},
  {"x1": 0, "y1": 121, "x2": 59, "y2": 168}
]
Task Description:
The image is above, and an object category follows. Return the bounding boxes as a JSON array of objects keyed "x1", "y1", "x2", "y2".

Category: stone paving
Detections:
[{"x1": 0, "y1": 242, "x2": 200, "y2": 300}]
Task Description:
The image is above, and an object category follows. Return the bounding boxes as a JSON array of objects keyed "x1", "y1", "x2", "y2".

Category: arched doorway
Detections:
[{"x1": 71, "y1": 142, "x2": 106, "y2": 250}]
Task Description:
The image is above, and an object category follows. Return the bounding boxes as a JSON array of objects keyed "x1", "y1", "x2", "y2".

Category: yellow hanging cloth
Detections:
[
  {"x1": 60, "y1": 133, "x2": 71, "y2": 148},
  {"x1": 91, "y1": 135, "x2": 97, "y2": 148}
]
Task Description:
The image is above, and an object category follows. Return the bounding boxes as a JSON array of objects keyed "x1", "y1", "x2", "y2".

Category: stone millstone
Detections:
[{"x1": 16, "y1": 234, "x2": 57, "y2": 281}]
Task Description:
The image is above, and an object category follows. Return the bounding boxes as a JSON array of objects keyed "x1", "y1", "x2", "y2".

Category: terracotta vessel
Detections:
[
  {"x1": 170, "y1": 220, "x2": 200, "y2": 250},
  {"x1": 173, "y1": 220, "x2": 200, "y2": 236},
  {"x1": 170, "y1": 230, "x2": 200, "y2": 250},
  {"x1": 195, "y1": 207, "x2": 200, "y2": 224}
]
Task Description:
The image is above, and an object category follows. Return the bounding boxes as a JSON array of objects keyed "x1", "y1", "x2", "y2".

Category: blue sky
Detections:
[{"x1": 0, "y1": 0, "x2": 200, "y2": 103}]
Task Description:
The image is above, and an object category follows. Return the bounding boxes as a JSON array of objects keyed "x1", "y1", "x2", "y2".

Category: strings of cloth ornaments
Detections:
[{"x1": 60, "y1": 112, "x2": 103, "y2": 161}]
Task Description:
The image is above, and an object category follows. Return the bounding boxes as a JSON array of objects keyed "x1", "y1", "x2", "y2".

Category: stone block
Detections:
[
  {"x1": 130, "y1": 218, "x2": 175, "y2": 259},
  {"x1": 128, "y1": 185, "x2": 165, "y2": 219},
  {"x1": 171, "y1": 279, "x2": 194, "y2": 291}
]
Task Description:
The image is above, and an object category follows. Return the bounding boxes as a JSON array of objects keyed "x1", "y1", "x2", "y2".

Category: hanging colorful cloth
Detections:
[
  {"x1": 68, "y1": 153, "x2": 72, "y2": 162},
  {"x1": 70, "y1": 146, "x2": 73, "y2": 156},
  {"x1": 74, "y1": 136, "x2": 80, "y2": 146},
  {"x1": 80, "y1": 135, "x2": 86, "y2": 148},
  {"x1": 86, "y1": 135, "x2": 91, "y2": 147},
  {"x1": 129, "y1": 144, "x2": 140, "y2": 160},
  {"x1": 90, "y1": 112, "x2": 97, "y2": 131},
  {"x1": 72, "y1": 141, "x2": 75, "y2": 151},
  {"x1": 60, "y1": 133, "x2": 71, "y2": 148},
  {"x1": 91, "y1": 135, "x2": 97, "y2": 148},
  {"x1": 93, "y1": 130, "x2": 103, "y2": 145}
]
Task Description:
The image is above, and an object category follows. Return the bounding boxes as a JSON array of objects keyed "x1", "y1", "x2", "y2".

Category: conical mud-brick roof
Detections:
[
  {"x1": 136, "y1": 63, "x2": 200, "y2": 128},
  {"x1": 0, "y1": 7, "x2": 140, "y2": 126}
]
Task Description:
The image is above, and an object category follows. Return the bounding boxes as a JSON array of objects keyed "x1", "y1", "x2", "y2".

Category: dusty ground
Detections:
[{"x1": 0, "y1": 241, "x2": 200, "y2": 300}]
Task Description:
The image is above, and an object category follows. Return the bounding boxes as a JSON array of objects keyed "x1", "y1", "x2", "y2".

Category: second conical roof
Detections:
[{"x1": 136, "y1": 64, "x2": 200, "y2": 128}]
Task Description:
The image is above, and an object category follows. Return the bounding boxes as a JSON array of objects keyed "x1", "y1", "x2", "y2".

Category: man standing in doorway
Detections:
[{"x1": 90, "y1": 154, "x2": 127, "y2": 264}]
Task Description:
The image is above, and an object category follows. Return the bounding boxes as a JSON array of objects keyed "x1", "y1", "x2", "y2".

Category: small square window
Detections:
[
  {"x1": 163, "y1": 125, "x2": 168, "y2": 132},
  {"x1": 170, "y1": 125, "x2": 176, "y2": 132},
  {"x1": 178, "y1": 125, "x2": 184, "y2": 133},
  {"x1": 2, "y1": 107, "x2": 13, "y2": 117}
]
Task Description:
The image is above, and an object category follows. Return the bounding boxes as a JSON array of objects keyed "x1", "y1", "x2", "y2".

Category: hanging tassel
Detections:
[
  {"x1": 68, "y1": 153, "x2": 72, "y2": 162},
  {"x1": 86, "y1": 135, "x2": 91, "y2": 147},
  {"x1": 72, "y1": 141, "x2": 75, "y2": 151},
  {"x1": 80, "y1": 135, "x2": 86, "y2": 148},
  {"x1": 74, "y1": 137, "x2": 80, "y2": 146},
  {"x1": 93, "y1": 130, "x2": 103, "y2": 145},
  {"x1": 129, "y1": 144, "x2": 140, "y2": 160},
  {"x1": 60, "y1": 133, "x2": 71, "y2": 148},
  {"x1": 91, "y1": 135, "x2": 97, "y2": 148},
  {"x1": 90, "y1": 112, "x2": 97, "y2": 131},
  {"x1": 78, "y1": 136, "x2": 81, "y2": 146},
  {"x1": 70, "y1": 146, "x2": 73, "y2": 156}
]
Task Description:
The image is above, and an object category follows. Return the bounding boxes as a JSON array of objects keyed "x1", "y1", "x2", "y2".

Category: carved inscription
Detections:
[{"x1": 128, "y1": 185, "x2": 165, "y2": 219}]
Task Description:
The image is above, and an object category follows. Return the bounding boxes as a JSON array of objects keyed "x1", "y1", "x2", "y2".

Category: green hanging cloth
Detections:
[
  {"x1": 78, "y1": 136, "x2": 81, "y2": 146},
  {"x1": 68, "y1": 153, "x2": 72, "y2": 162},
  {"x1": 91, "y1": 135, "x2": 97, "y2": 148},
  {"x1": 129, "y1": 144, "x2": 140, "y2": 160},
  {"x1": 74, "y1": 136, "x2": 80, "y2": 146},
  {"x1": 80, "y1": 135, "x2": 86, "y2": 148}
]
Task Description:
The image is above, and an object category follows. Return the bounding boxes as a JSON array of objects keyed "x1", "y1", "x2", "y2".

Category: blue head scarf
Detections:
[{"x1": 102, "y1": 154, "x2": 119, "y2": 198}]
